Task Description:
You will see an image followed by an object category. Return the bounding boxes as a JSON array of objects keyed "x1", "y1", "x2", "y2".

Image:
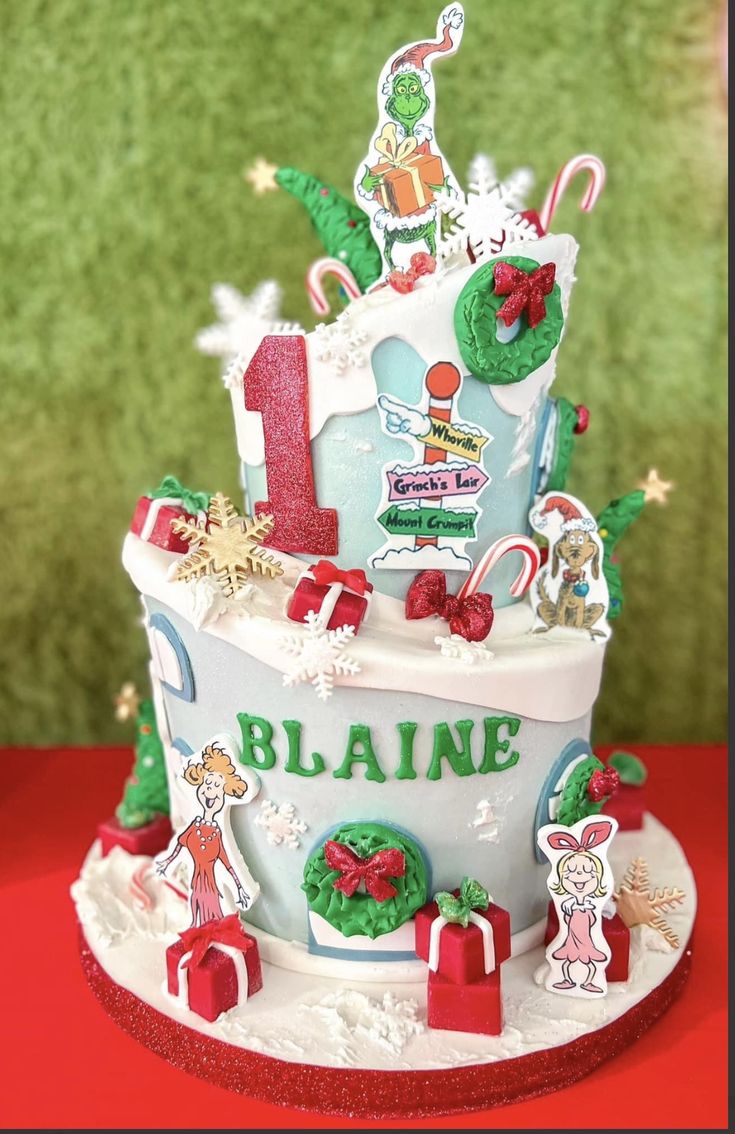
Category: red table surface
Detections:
[{"x1": 0, "y1": 744, "x2": 728, "y2": 1130}]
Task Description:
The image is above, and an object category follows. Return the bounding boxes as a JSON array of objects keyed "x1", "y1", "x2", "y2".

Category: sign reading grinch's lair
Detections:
[
  {"x1": 237, "y1": 712, "x2": 522, "y2": 783},
  {"x1": 370, "y1": 361, "x2": 492, "y2": 571}
]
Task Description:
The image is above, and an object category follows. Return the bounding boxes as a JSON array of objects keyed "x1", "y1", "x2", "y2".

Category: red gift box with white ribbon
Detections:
[
  {"x1": 286, "y1": 559, "x2": 373, "y2": 632},
  {"x1": 165, "y1": 914, "x2": 262, "y2": 1022},
  {"x1": 130, "y1": 477, "x2": 209, "y2": 554},
  {"x1": 415, "y1": 888, "x2": 511, "y2": 986}
]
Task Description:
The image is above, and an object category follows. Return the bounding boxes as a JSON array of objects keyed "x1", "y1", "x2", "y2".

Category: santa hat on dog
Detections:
[
  {"x1": 532, "y1": 495, "x2": 597, "y2": 533},
  {"x1": 381, "y1": 5, "x2": 464, "y2": 94}
]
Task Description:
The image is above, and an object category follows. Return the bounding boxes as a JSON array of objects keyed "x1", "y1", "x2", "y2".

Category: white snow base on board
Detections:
[{"x1": 72, "y1": 815, "x2": 695, "y2": 1073}]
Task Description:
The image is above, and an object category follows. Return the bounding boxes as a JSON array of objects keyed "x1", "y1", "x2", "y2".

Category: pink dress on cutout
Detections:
[{"x1": 552, "y1": 898, "x2": 606, "y2": 964}]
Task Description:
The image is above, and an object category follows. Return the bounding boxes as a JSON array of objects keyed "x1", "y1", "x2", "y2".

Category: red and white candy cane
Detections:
[
  {"x1": 538, "y1": 154, "x2": 606, "y2": 234},
  {"x1": 129, "y1": 863, "x2": 155, "y2": 912},
  {"x1": 306, "y1": 257, "x2": 362, "y2": 316},
  {"x1": 458, "y1": 535, "x2": 541, "y2": 602}
]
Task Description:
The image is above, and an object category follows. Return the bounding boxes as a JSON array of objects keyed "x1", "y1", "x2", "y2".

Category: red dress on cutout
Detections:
[{"x1": 178, "y1": 818, "x2": 234, "y2": 925}]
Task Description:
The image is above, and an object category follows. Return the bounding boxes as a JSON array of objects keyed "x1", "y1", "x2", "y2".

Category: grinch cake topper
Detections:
[
  {"x1": 537, "y1": 815, "x2": 618, "y2": 998},
  {"x1": 156, "y1": 734, "x2": 260, "y2": 926},
  {"x1": 530, "y1": 492, "x2": 611, "y2": 641},
  {"x1": 354, "y1": 4, "x2": 464, "y2": 280}
]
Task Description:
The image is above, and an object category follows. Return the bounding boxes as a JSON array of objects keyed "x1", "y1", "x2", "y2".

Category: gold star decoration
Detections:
[
  {"x1": 243, "y1": 157, "x2": 279, "y2": 195},
  {"x1": 614, "y1": 857, "x2": 686, "y2": 949},
  {"x1": 638, "y1": 468, "x2": 674, "y2": 505},
  {"x1": 114, "y1": 682, "x2": 141, "y2": 722},
  {"x1": 171, "y1": 492, "x2": 283, "y2": 597}
]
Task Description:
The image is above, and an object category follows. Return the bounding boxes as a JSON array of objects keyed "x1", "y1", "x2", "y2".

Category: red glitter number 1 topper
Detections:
[{"x1": 243, "y1": 335, "x2": 339, "y2": 555}]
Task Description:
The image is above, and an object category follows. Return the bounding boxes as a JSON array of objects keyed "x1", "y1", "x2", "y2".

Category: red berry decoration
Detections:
[
  {"x1": 574, "y1": 404, "x2": 590, "y2": 434},
  {"x1": 140, "y1": 724, "x2": 152, "y2": 736},
  {"x1": 587, "y1": 767, "x2": 620, "y2": 803}
]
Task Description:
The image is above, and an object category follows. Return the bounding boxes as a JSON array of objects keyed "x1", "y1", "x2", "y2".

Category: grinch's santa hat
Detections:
[
  {"x1": 532, "y1": 495, "x2": 597, "y2": 533},
  {"x1": 381, "y1": 5, "x2": 464, "y2": 95}
]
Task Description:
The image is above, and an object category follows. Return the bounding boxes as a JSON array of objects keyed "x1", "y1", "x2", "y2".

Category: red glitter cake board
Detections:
[{"x1": 79, "y1": 925, "x2": 693, "y2": 1119}]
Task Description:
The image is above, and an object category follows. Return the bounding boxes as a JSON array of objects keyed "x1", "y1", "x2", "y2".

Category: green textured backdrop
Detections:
[{"x1": 1, "y1": 0, "x2": 727, "y2": 745}]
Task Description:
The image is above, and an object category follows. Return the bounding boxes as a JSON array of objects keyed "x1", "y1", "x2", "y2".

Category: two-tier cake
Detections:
[{"x1": 74, "y1": 5, "x2": 694, "y2": 1117}]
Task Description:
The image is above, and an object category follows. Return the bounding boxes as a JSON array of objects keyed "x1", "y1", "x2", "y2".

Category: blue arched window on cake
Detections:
[
  {"x1": 533, "y1": 739, "x2": 593, "y2": 862},
  {"x1": 148, "y1": 613, "x2": 195, "y2": 702}
]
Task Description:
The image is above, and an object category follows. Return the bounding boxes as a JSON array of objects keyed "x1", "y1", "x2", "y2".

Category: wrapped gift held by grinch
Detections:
[{"x1": 369, "y1": 124, "x2": 444, "y2": 218}]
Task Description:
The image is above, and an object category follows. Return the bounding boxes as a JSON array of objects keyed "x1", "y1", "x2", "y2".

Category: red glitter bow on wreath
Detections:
[
  {"x1": 310, "y1": 560, "x2": 369, "y2": 596},
  {"x1": 386, "y1": 252, "x2": 437, "y2": 295},
  {"x1": 493, "y1": 261, "x2": 556, "y2": 329},
  {"x1": 587, "y1": 766, "x2": 621, "y2": 803},
  {"x1": 178, "y1": 914, "x2": 248, "y2": 969},
  {"x1": 324, "y1": 840, "x2": 406, "y2": 902},
  {"x1": 405, "y1": 570, "x2": 494, "y2": 643}
]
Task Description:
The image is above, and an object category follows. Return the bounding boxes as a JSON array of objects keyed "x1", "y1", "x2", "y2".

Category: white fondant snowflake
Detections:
[
  {"x1": 184, "y1": 576, "x2": 257, "y2": 630},
  {"x1": 437, "y1": 154, "x2": 538, "y2": 265},
  {"x1": 195, "y1": 280, "x2": 302, "y2": 383},
  {"x1": 309, "y1": 990, "x2": 422, "y2": 1057},
  {"x1": 435, "y1": 634, "x2": 494, "y2": 664},
  {"x1": 471, "y1": 799, "x2": 500, "y2": 844},
  {"x1": 280, "y1": 610, "x2": 361, "y2": 701},
  {"x1": 254, "y1": 799, "x2": 307, "y2": 849},
  {"x1": 312, "y1": 309, "x2": 369, "y2": 375}
]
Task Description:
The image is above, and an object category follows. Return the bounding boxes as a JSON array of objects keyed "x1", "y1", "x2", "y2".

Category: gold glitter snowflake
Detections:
[
  {"x1": 171, "y1": 492, "x2": 283, "y2": 596},
  {"x1": 614, "y1": 857, "x2": 685, "y2": 949}
]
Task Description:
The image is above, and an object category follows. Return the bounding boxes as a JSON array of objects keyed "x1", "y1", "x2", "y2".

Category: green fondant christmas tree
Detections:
[
  {"x1": 275, "y1": 167, "x2": 382, "y2": 293},
  {"x1": 116, "y1": 700, "x2": 169, "y2": 829}
]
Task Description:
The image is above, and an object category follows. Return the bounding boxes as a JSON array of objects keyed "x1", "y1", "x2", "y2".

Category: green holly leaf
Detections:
[
  {"x1": 609, "y1": 750, "x2": 648, "y2": 785},
  {"x1": 459, "y1": 876, "x2": 489, "y2": 912},
  {"x1": 435, "y1": 891, "x2": 470, "y2": 927}
]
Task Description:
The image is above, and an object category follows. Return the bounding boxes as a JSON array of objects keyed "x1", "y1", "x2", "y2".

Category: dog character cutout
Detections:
[{"x1": 529, "y1": 492, "x2": 610, "y2": 642}]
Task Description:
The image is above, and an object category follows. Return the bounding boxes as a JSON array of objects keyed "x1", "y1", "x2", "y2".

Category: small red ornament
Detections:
[
  {"x1": 405, "y1": 570, "x2": 494, "y2": 642},
  {"x1": 574, "y1": 404, "x2": 591, "y2": 434},
  {"x1": 587, "y1": 766, "x2": 620, "y2": 803},
  {"x1": 324, "y1": 840, "x2": 406, "y2": 902},
  {"x1": 493, "y1": 261, "x2": 556, "y2": 329},
  {"x1": 387, "y1": 252, "x2": 437, "y2": 295}
]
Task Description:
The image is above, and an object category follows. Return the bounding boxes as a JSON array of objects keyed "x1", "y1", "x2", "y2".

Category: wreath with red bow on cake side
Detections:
[{"x1": 302, "y1": 821, "x2": 428, "y2": 938}]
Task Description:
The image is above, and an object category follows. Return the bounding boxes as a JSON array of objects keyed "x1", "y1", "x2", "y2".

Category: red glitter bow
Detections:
[
  {"x1": 178, "y1": 914, "x2": 248, "y2": 969},
  {"x1": 386, "y1": 252, "x2": 437, "y2": 295},
  {"x1": 405, "y1": 570, "x2": 494, "y2": 643},
  {"x1": 310, "y1": 560, "x2": 369, "y2": 596},
  {"x1": 587, "y1": 767, "x2": 621, "y2": 803},
  {"x1": 493, "y1": 261, "x2": 556, "y2": 329},
  {"x1": 324, "y1": 840, "x2": 406, "y2": 902}
]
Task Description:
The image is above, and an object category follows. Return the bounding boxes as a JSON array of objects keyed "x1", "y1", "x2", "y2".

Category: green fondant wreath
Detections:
[
  {"x1": 556, "y1": 754, "x2": 606, "y2": 827},
  {"x1": 454, "y1": 255, "x2": 564, "y2": 385},
  {"x1": 302, "y1": 821, "x2": 428, "y2": 939}
]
